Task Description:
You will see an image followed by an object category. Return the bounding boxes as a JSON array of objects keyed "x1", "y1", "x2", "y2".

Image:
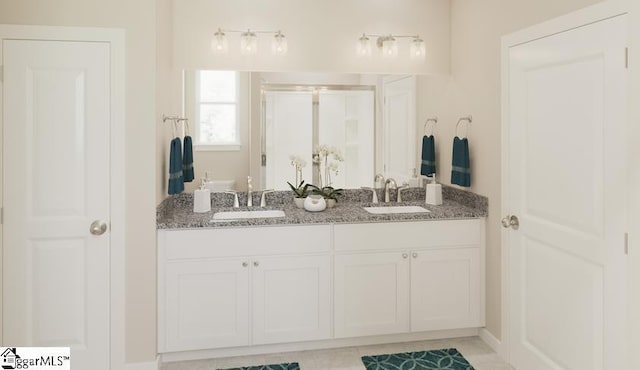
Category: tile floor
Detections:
[{"x1": 160, "y1": 336, "x2": 514, "y2": 370}]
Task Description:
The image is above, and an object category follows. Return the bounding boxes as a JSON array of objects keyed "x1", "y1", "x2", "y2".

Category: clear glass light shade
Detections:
[
  {"x1": 211, "y1": 30, "x2": 228, "y2": 54},
  {"x1": 381, "y1": 37, "x2": 398, "y2": 59},
  {"x1": 272, "y1": 32, "x2": 288, "y2": 55},
  {"x1": 410, "y1": 37, "x2": 426, "y2": 60},
  {"x1": 356, "y1": 34, "x2": 372, "y2": 57},
  {"x1": 240, "y1": 31, "x2": 258, "y2": 55}
]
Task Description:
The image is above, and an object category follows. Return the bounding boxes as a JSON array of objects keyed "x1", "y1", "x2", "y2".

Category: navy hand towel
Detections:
[
  {"x1": 420, "y1": 135, "x2": 436, "y2": 176},
  {"x1": 168, "y1": 137, "x2": 185, "y2": 195},
  {"x1": 451, "y1": 136, "x2": 471, "y2": 187},
  {"x1": 182, "y1": 135, "x2": 194, "y2": 182}
]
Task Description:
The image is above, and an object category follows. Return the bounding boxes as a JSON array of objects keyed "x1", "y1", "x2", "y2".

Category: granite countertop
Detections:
[{"x1": 157, "y1": 186, "x2": 488, "y2": 230}]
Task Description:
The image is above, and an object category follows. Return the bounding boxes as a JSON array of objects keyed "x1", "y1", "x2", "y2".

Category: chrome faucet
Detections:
[
  {"x1": 260, "y1": 189, "x2": 275, "y2": 207},
  {"x1": 374, "y1": 173, "x2": 385, "y2": 188},
  {"x1": 246, "y1": 176, "x2": 253, "y2": 207},
  {"x1": 384, "y1": 178, "x2": 397, "y2": 203}
]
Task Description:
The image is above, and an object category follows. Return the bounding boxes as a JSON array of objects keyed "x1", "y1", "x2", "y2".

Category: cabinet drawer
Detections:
[
  {"x1": 160, "y1": 225, "x2": 331, "y2": 260},
  {"x1": 334, "y1": 219, "x2": 483, "y2": 252}
]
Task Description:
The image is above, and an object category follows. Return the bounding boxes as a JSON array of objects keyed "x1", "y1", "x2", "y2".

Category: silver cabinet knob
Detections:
[
  {"x1": 253, "y1": 261, "x2": 259, "y2": 267},
  {"x1": 402, "y1": 253, "x2": 408, "y2": 259},
  {"x1": 501, "y1": 215, "x2": 520, "y2": 230},
  {"x1": 242, "y1": 262, "x2": 248, "y2": 267},
  {"x1": 90, "y1": 220, "x2": 107, "y2": 236},
  {"x1": 412, "y1": 252, "x2": 418, "y2": 258}
]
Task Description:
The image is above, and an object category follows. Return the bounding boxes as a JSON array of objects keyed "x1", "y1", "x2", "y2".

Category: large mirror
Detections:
[{"x1": 182, "y1": 71, "x2": 419, "y2": 192}]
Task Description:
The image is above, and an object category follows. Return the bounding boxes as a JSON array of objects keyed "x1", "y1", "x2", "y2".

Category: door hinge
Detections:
[
  {"x1": 625, "y1": 47, "x2": 629, "y2": 69},
  {"x1": 624, "y1": 232, "x2": 629, "y2": 255}
]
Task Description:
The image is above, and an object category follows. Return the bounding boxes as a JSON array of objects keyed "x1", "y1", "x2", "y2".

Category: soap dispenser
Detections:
[
  {"x1": 425, "y1": 174, "x2": 443, "y2": 206},
  {"x1": 193, "y1": 178, "x2": 211, "y2": 213}
]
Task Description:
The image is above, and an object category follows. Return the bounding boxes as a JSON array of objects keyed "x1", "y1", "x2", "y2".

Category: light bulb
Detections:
[
  {"x1": 211, "y1": 28, "x2": 228, "y2": 54},
  {"x1": 272, "y1": 31, "x2": 288, "y2": 55},
  {"x1": 356, "y1": 34, "x2": 371, "y2": 57},
  {"x1": 410, "y1": 37, "x2": 426, "y2": 60},
  {"x1": 240, "y1": 30, "x2": 257, "y2": 55},
  {"x1": 381, "y1": 36, "x2": 398, "y2": 59}
]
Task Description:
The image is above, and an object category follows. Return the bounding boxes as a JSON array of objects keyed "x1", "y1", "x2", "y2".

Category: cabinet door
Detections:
[
  {"x1": 252, "y1": 255, "x2": 331, "y2": 345},
  {"x1": 334, "y1": 252, "x2": 410, "y2": 338},
  {"x1": 164, "y1": 259, "x2": 250, "y2": 351},
  {"x1": 410, "y1": 248, "x2": 481, "y2": 331}
]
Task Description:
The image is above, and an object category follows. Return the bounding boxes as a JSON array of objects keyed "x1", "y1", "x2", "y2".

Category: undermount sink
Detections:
[
  {"x1": 211, "y1": 210, "x2": 286, "y2": 221},
  {"x1": 363, "y1": 205, "x2": 431, "y2": 214}
]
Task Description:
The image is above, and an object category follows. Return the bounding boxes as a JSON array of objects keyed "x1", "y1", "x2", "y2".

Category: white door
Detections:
[
  {"x1": 334, "y1": 252, "x2": 409, "y2": 338},
  {"x1": 410, "y1": 248, "x2": 481, "y2": 332},
  {"x1": 2, "y1": 40, "x2": 111, "y2": 368},
  {"x1": 506, "y1": 15, "x2": 628, "y2": 370},
  {"x1": 252, "y1": 255, "x2": 331, "y2": 345},
  {"x1": 164, "y1": 259, "x2": 249, "y2": 351},
  {"x1": 383, "y1": 76, "x2": 416, "y2": 184}
]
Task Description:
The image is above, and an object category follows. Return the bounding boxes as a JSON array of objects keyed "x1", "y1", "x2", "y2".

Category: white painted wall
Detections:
[
  {"x1": 0, "y1": 0, "x2": 158, "y2": 364},
  {"x1": 172, "y1": 0, "x2": 451, "y2": 75}
]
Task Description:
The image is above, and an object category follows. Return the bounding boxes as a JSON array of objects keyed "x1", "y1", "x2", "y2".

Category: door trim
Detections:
[
  {"x1": 0, "y1": 24, "x2": 126, "y2": 370},
  {"x1": 500, "y1": 1, "x2": 629, "y2": 364}
]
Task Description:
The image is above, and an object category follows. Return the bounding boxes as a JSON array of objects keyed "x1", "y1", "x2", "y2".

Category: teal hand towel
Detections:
[
  {"x1": 420, "y1": 135, "x2": 436, "y2": 176},
  {"x1": 168, "y1": 138, "x2": 184, "y2": 194},
  {"x1": 451, "y1": 137, "x2": 471, "y2": 187},
  {"x1": 183, "y1": 135, "x2": 194, "y2": 182}
]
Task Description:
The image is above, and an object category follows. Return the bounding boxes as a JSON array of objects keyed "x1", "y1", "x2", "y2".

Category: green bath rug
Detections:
[
  {"x1": 362, "y1": 348, "x2": 474, "y2": 370},
  {"x1": 217, "y1": 362, "x2": 300, "y2": 370}
]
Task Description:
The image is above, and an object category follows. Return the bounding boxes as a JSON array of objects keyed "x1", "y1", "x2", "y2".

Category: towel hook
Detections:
[
  {"x1": 423, "y1": 117, "x2": 438, "y2": 136},
  {"x1": 455, "y1": 115, "x2": 473, "y2": 139}
]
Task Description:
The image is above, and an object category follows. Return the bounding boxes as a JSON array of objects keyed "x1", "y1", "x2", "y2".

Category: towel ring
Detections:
[
  {"x1": 423, "y1": 117, "x2": 438, "y2": 136},
  {"x1": 455, "y1": 115, "x2": 473, "y2": 139}
]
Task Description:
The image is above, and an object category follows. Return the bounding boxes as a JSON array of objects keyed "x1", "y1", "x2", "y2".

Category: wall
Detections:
[
  {"x1": 443, "y1": 0, "x2": 603, "y2": 341},
  {"x1": 172, "y1": 0, "x2": 451, "y2": 75},
  {"x1": 0, "y1": 0, "x2": 158, "y2": 364}
]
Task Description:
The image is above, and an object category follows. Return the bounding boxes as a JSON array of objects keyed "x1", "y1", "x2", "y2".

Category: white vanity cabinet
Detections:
[
  {"x1": 158, "y1": 218, "x2": 485, "y2": 358},
  {"x1": 333, "y1": 220, "x2": 485, "y2": 338},
  {"x1": 158, "y1": 225, "x2": 332, "y2": 352}
]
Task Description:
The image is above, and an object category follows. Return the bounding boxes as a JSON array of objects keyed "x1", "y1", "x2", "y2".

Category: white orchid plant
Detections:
[
  {"x1": 287, "y1": 154, "x2": 308, "y2": 198},
  {"x1": 313, "y1": 145, "x2": 344, "y2": 188}
]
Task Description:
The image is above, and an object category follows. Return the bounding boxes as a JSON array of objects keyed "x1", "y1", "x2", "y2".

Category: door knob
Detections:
[
  {"x1": 90, "y1": 220, "x2": 108, "y2": 235},
  {"x1": 501, "y1": 215, "x2": 520, "y2": 230}
]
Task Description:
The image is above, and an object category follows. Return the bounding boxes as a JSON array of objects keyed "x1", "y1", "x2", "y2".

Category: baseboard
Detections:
[
  {"x1": 479, "y1": 328, "x2": 506, "y2": 360},
  {"x1": 123, "y1": 356, "x2": 159, "y2": 370},
  {"x1": 160, "y1": 328, "x2": 480, "y2": 363}
]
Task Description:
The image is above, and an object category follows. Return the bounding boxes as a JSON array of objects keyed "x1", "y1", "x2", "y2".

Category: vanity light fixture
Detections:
[
  {"x1": 357, "y1": 33, "x2": 426, "y2": 60},
  {"x1": 356, "y1": 34, "x2": 372, "y2": 57},
  {"x1": 212, "y1": 28, "x2": 288, "y2": 56}
]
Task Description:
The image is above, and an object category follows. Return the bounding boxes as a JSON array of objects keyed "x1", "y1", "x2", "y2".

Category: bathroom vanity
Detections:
[{"x1": 156, "y1": 188, "x2": 487, "y2": 361}]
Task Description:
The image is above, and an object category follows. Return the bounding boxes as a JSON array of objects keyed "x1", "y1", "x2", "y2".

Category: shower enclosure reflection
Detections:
[{"x1": 262, "y1": 85, "x2": 375, "y2": 190}]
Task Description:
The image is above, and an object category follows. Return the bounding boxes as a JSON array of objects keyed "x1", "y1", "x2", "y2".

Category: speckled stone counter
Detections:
[{"x1": 156, "y1": 185, "x2": 487, "y2": 229}]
